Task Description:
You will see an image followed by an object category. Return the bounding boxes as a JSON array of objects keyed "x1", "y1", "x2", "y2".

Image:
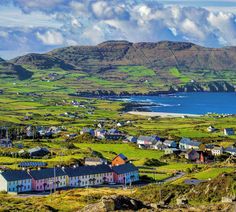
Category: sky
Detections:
[{"x1": 0, "y1": 0, "x2": 236, "y2": 59}]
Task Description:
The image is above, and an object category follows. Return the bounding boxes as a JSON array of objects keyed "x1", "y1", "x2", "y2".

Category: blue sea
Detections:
[{"x1": 117, "y1": 92, "x2": 236, "y2": 115}]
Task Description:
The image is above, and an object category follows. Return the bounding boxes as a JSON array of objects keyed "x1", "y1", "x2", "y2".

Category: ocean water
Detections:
[{"x1": 119, "y1": 92, "x2": 236, "y2": 115}]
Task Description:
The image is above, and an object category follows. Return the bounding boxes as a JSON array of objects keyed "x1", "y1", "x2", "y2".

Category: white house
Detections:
[
  {"x1": 163, "y1": 140, "x2": 177, "y2": 148},
  {"x1": 211, "y1": 147, "x2": 224, "y2": 156},
  {"x1": 179, "y1": 138, "x2": 202, "y2": 150},
  {"x1": 0, "y1": 170, "x2": 32, "y2": 193},
  {"x1": 207, "y1": 126, "x2": 216, "y2": 132}
]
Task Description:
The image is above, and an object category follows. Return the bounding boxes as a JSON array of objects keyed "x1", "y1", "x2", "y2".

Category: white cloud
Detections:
[
  {"x1": 181, "y1": 18, "x2": 206, "y2": 40},
  {"x1": 36, "y1": 30, "x2": 64, "y2": 45},
  {"x1": 1, "y1": 0, "x2": 236, "y2": 59},
  {"x1": 12, "y1": 0, "x2": 66, "y2": 13},
  {"x1": 207, "y1": 12, "x2": 236, "y2": 45}
]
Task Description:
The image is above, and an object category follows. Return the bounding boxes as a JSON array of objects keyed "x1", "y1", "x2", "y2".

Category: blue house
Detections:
[
  {"x1": 224, "y1": 128, "x2": 235, "y2": 136},
  {"x1": 0, "y1": 170, "x2": 32, "y2": 193},
  {"x1": 163, "y1": 140, "x2": 177, "y2": 148},
  {"x1": 80, "y1": 128, "x2": 95, "y2": 136}
]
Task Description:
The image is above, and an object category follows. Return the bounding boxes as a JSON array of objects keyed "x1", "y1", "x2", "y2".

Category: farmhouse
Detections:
[{"x1": 0, "y1": 170, "x2": 32, "y2": 193}]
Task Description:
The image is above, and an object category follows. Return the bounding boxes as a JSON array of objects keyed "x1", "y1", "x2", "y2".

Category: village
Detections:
[
  {"x1": 0, "y1": 121, "x2": 235, "y2": 195},
  {"x1": 0, "y1": 153, "x2": 139, "y2": 194}
]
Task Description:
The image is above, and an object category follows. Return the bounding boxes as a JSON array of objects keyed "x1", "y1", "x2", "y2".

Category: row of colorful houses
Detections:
[{"x1": 0, "y1": 163, "x2": 139, "y2": 194}]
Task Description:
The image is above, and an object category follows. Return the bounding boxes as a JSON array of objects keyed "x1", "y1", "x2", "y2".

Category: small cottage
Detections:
[
  {"x1": 163, "y1": 140, "x2": 177, "y2": 148},
  {"x1": 211, "y1": 147, "x2": 224, "y2": 156},
  {"x1": 165, "y1": 148, "x2": 181, "y2": 155},
  {"x1": 224, "y1": 128, "x2": 234, "y2": 136},
  {"x1": 28, "y1": 147, "x2": 50, "y2": 158},
  {"x1": 185, "y1": 149, "x2": 199, "y2": 161},
  {"x1": 84, "y1": 157, "x2": 107, "y2": 166},
  {"x1": 112, "y1": 154, "x2": 128, "y2": 166}
]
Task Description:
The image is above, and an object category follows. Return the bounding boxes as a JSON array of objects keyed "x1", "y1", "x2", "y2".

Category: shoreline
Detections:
[{"x1": 128, "y1": 111, "x2": 201, "y2": 118}]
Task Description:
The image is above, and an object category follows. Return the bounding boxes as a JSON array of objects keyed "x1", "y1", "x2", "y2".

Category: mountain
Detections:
[
  {"x1": 10, "y1": 53, "x2": 75, "y2": 70},
  {"x1": 8, "y1": 41, "x2": 236, "y2": 93},
  {"x1": 10, "y1": 41, "x2": 236, "y2": 72},
  {"x1": 0, "y1": 58, "x2": 32, "y2": 80},
  {"x1": 47, "y1": 40, "x2": 236, "y2": 72}
]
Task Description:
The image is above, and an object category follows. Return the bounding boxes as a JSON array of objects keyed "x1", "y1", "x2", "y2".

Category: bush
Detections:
[{"x1": 144, "y1": 158, "x2": 167, "y2": 167}]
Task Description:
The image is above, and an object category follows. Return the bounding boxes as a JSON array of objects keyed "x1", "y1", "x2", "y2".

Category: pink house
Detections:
[
  {"x1": 29, "y1": 168, "x2": 67, "y2": 191},
  {"x1": 112, "y1": 163, "x2": 139, "y2": 185}
]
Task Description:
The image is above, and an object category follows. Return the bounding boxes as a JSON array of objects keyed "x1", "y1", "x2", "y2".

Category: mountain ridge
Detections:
[
  {"x1": 10, "y1": 40, "x2": 236, "y2": 72},
  {"x1": 3, "y1": 40, "x2": 236, "y2": 93},
  {"x1": 0, "y1": 58, "x2": 32, "y2": 80}
]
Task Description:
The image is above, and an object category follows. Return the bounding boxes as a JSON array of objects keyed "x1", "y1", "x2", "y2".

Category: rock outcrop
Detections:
[{"x1": 81, "y1": 195, "x2": 150, "y2": 212}]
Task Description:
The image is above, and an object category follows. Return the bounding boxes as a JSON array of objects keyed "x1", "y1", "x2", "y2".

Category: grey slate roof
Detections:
[
  {"x1": 180, "y1": 138, "x2": 201, "y2": 147},
  {"x1": 29, "y1": 168, "x2": 66, "y2": 180},
  {"x1": 138, "y1": 135, "x2": 160, "y2": 143},
  {"x1": 224, "y1": 146, "x2": 236, "y2": 154},
  {"x1": 112, "y1": 163, "x2": 138, "y2": 175},
  {"x1": 64, "y1": 165, "x2": 112, "y2": 177},
  {"x1": 1, "y1": 170, "x2": 32, "y2": 181},
  {"x1": 28, "y1": 147, "x2": 49, "y2": 154}
]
